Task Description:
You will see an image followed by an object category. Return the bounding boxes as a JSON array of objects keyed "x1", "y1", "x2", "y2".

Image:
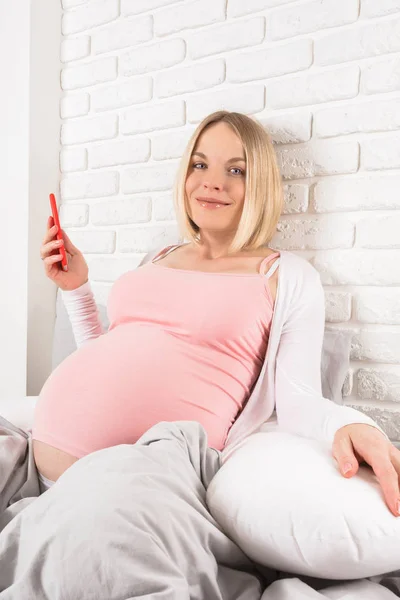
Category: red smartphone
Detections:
[{"x1": 49, "y1": 193, "x2": 68, "y2": 272}]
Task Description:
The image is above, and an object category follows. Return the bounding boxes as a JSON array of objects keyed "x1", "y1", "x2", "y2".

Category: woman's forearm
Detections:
[{"x1": 61, "y1": 281, "x2": 104, "y2": 347}]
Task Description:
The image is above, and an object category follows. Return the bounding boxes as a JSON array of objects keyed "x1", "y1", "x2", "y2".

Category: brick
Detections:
[
  {"x1": 227, "y1": 39, "x2": 312, "y2": 83},
  {"x1": 313, "y1": 174, "x2": 400, "y2": 212},
  {"x1": 61, "y1": 57, "x2": 117, "y2": 90},
  {"x1": 188, "y1": 17, "x2": 265, "y2": 60},
  {"x1": 311, "y1": 250, "x2": 400, "y2": 285},
  {"x1": 154, "y1": 0, "x2": 225, "y2": 37},
  {"x1": 269, "y1": 0, "x2": 358, "y2": 40},
  {"x1": 121, "y1": 100, "x2": 185, "y2": 135},
  {"x1": 121, "y1": 162, "x2": 179, "y2": 194},
  {"x1": 276, "y1": 141, "x2": 359, "y2": 180},
  {"x1": 315, "y1": 17, "x2": 400, "y2": 66},
  {"x1": 361, "y1": 57, "x2": 400, "y2": 95},
  {"x1": 59, "y1": 203, "x2": 89, "y2": 227},
  {"x1": 357, "y1": 214, "x2": 400, "y2": 249},
  {"x1": 361, "y1": 0, "x2": 400, "y2": 18},
  {"x1": 347, "y1": 405, "x2": 400, "y2": 441},
  {"x1": 88, "y1": 257, "x2": 143, "y2": 282},
  {"x1": 153, "y1": 193, "x2": 175, "y2": 221},
  {"x1": 91, "y1": 198, "x2": 152, "y2": 225},
  {"x1": 67, "y1": 229, "x2": 116, "y2": 254},
  {"x1": 155, "y1": 59, "x2": 225, "y2": 99},
  {"x1": 228, "y1": 0, "x2": 295, "y2": 17},
  {"x1": 118, "y1": 224, "x2": 180, "y2": 253},
  {"x1": 61, "y1": 36, "x2": 90, "y2": 63},
  {"x1": 314, "y1": 98, "x2": 400, "y2": 137},
  {"x1": 60, "y1": 147, "x2": 88, "y2": 173},
  {"x1": 356, "y1": 367, "x2": 400, "y2": 403},
  {"x1": 91, "y1": 77, "x2": 152, "y2": 112},
  {"x1": 361, "y1": 135, "x2": 400, "y2": 171},
  {"x1": 266, "y1": 65, "x2": 359, "y2": 109},
  {"x1": 122, "y1": 0, "x2": 184, "y2": 16},
  {"x1": 152, "y1": 128, "x2": 196, "y2": 161},
  {"x1": 92, "y1": 15, "x2": 153, "y2": 55},
  {"x1": 354, "y1": 290, "x2": 400, "y2": 325},
  {"x1": 120, "y1": 38, "x2": 186, "y2": 77},
  {"x1": 261, "y1": 113, "x2": 312, "y2": 145},
  {"x1": 61, "y1": 115, "x2": 118, "y2": 145},
  {"x1": 89, "y1": 138, "x2": 150, "y2": 168},
  {"x1": 272, "y1": 215, "x2": 354, "y2": 251},
  {"x1": 187, "y1": 84, "x2": 265, "y2": 123},
  {"x1": 282, "y1": 185, "x2": 309, "y2": 214},
  {"x1": 324, "y1": 291, "x2": 352, "y2": 323},
  {"x1": 61, "y1": 172, "x2": 119, "y2": 200},
  {"x1": 351, "y1": 330, "x2": 400, "y2": 364},
  {"x1": 60, "y1": 93, "x2": 90, "y2": 119},
  {"x1": 342, "y1": 371, "x2": 353, "y2": 397},
  {"x1": 62, "y1": 0, "x2": 120, "y2": 35}
]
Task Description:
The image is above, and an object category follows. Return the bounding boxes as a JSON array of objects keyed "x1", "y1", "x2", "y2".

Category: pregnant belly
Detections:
[
  {"x1": 33, "y1": 440, "x2": 79, "y2": 482},
  {"x1": 32, "y1": 323, "x2": 243, "y2": 480}
]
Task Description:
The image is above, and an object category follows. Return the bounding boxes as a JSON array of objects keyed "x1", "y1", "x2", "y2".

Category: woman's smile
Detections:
[{"x1": 196, "y1": 198, "x2": 231, "y2": 210}]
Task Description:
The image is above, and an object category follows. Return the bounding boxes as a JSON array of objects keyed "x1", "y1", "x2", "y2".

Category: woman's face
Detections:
[{"x1": 185, "y1": 122, "x2": 247, "y2": 237}]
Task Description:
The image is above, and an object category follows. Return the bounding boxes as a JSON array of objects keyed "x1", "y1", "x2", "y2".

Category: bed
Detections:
[{"x1": 0, "y1": 290, "x2": 399, "y2": 598}]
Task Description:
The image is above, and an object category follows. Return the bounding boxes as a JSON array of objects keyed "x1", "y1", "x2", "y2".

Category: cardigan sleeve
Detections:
[
  {"x1": 274, "y1": 269, "x2": 389, "y2": 445},
  {"x1": 61, "y1": 281, "x2": 104, "y2": 348}
]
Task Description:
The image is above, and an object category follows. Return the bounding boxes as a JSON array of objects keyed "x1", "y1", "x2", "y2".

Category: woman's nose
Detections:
[
  {"x1": 204, "y1": 183, "x2": 222, "y2": 191},
  {"x1": 203, "y1": 177, "x2": 223, "y2": 191},
  {"x1": 199, "y1": 167, "x2": 225, "y2": 191}
]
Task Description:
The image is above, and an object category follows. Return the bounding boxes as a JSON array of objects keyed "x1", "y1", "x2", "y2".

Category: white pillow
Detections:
[
  {"x1": 206, "y1": 420, "x2": 400, "y2": 580},
  {"x1": 0, "y1": 396, "x2": 38, "y2": 432}
]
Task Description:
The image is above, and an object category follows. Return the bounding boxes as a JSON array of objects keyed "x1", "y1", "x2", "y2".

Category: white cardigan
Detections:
[{"x1": 61, "y1": 247, "x2": 387, "y2": 461}]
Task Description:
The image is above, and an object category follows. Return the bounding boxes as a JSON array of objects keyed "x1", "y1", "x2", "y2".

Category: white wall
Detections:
[
  {"x1": 0, "y1": 0, "x2": 61, "y2": 398},
  {"x1": 58, "y1": 0, "x2": 400, "y2": 436},
  {"x1": 27, "y1": 0, "x2": 62, "y2": 395},
  {"x1": 0, "y1": 2, "x2": 30, "y2": 398}
]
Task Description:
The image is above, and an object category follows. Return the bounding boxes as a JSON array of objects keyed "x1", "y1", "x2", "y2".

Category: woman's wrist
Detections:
[{"x1": 61, "y1": 279, "x2": 91, "y2": 298}]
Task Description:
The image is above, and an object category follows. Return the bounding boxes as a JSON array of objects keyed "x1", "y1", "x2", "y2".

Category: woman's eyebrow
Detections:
[{"x1": 192, "y1": 151, "x2": 246, "y2": 163}]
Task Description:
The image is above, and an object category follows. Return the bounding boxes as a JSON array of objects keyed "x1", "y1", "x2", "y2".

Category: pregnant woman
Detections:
[{"x1": 33, "y1": 110, "x2": 400, "y2": 518}]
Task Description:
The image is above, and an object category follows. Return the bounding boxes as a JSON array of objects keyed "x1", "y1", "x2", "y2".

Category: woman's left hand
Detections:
[{"x1": 333, "y1": 423, "x2": 400, "y2": 517}]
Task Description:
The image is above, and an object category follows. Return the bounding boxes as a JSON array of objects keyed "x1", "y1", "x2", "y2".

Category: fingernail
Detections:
[{"x1": 343, "y1": 463, "x2": 352, "y2": 474}]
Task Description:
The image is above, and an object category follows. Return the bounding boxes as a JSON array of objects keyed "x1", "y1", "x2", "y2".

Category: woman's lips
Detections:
[{"x1": 196, "y1": 198, "x2": 230, "y2": 209}]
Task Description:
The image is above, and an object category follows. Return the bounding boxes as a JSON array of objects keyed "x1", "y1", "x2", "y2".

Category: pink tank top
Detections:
[{"x1": 32, "y1": 245, "x2": 280, "y2": 457}]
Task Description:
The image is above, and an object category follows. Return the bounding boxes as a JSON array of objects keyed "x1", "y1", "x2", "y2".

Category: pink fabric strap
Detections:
[{"x1": 258, "y1": 252, "x2": 280, "y2": 278}]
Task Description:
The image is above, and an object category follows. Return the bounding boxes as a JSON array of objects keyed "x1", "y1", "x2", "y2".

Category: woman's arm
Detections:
[
  {"x1": 61, "y1": 281, "x2": 104, "y2": 348},
  {"x1": 275, "y1": 269, "x2": 389, "y2": 445}
]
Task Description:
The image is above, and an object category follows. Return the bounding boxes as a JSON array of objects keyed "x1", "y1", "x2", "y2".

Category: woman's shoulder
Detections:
[{"x1": 278, "y1": 251, "x2": 323, "y2": 301}]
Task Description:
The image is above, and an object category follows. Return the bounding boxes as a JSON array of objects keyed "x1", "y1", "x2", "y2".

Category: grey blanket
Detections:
[{"x1": 0, "y1": 415, "x2": 399, "y2": 599}]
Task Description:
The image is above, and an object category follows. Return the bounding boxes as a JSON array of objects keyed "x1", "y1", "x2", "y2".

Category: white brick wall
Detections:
[{"x1": 59, "y1": 0, "x2": 400, "y2": 435}]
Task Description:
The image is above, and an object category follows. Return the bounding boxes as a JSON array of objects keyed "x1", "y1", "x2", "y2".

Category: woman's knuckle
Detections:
[{"x1": 376, "y1": 463, "x2": 396, "y2": 478}]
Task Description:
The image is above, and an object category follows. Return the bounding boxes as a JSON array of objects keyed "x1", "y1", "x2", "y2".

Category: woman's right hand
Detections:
[{"x1": 40, "y1": 216, "x2": 89, "y2": 291}]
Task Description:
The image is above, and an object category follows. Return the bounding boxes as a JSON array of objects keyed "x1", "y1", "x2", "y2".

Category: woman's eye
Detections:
[{"x1": 191, "y1": 163, "x2": 245, "y2": 176}]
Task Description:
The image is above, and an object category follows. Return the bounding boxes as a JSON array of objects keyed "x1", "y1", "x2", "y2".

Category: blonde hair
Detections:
[{"x1": 173, "y1": 111, "x2": 284, "y2": 254}]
